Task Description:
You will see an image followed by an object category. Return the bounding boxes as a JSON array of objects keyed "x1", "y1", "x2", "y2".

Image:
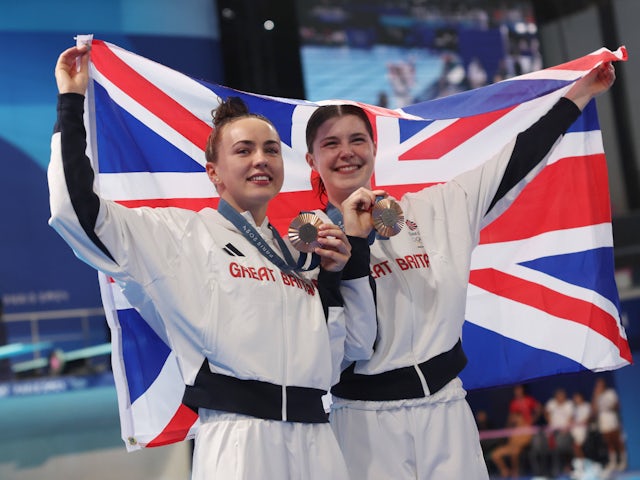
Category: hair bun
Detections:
[{"x1": 213, "y1": 96, "x2": 250, "y2": 128}]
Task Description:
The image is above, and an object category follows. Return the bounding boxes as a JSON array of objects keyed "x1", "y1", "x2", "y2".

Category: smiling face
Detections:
[
  {"x1": 206, "y1": 117, "x2": 284, "y2": 224},
  {"x1": 306, "y1": 113, "x2": 376, "y2": 207}
]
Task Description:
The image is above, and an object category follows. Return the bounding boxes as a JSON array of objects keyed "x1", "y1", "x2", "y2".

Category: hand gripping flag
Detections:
[{"x1": 83, "y1": 39, "x2": 630, "y2": 449}]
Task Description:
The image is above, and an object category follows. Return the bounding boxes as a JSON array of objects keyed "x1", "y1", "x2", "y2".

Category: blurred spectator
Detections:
[
  {"x1": 376, "y1": 91, "x2": 389, "y2": 108},
  {"x1": 490, "y1": 410, "x2": 533, "y2": 478},
  {"x1": 570, "y1": 391, "x2": 596, "y2": 478},
  {"x1": 592, "y1": 377, "x2": 627, "y2": 473},
  {"x1": 571, "y1": 391, "x2": 592, "y2": 459},
  {"x1": 475, "y1": 409, "x2": 504, "y2": 474},
  {"x1": 48, "y1": 349, "x2": 66, "y2": 376},
  {"x1": 509, "y1": 384, "x2": 541, "y2": 426},
  {"x1": 493, "y1": 58, "x2": 509, "y2": 83},
  {"x1": 489, "y1": 384, "x2": 540, "y2": 478},
  {"x1": 529, "y1": 388, "x2": 575, "y2": 477},
  {"x1": 436, "y1": 52, "x2": 467, "y2": 98},
  {"x1": 387, "y1": 58, "x2": 415, "y2": 108},
  {"x1": 467, "y1": 56, "x2": 488, "y2": 89}
]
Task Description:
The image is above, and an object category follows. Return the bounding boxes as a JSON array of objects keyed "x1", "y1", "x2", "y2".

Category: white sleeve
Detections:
[
  {"x1": 48, "y1": 95, "x2": 189, "y2": 286},
  {"x1": 340, "y1": 237, "x2": 377, "y2": 365}
]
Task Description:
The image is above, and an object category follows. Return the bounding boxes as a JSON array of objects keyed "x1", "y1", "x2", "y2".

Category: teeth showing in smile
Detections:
[
  {"x1": 336, "y1": 165, "x2": 359, "y2": 173},
  {"x1": 250, "y1": 175, "x2": 270, "y2": 182}
]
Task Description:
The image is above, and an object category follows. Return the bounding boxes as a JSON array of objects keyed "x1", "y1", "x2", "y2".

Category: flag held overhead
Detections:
[{"x1": 84, "y1": 38, "x2": 629, "y2": 449}]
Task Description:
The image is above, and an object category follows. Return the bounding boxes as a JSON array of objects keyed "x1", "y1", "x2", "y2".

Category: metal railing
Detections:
[{"x1": 2, "y1": 307, "x2": 107, "y2": 366}]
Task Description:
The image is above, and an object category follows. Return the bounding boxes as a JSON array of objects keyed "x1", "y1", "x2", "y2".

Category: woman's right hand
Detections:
[
  {"x1": 341, "y1": 187, "x2": 388, "y2": 238},
  {"x1": 314, "y1": 223, "x2": 352, "y2": 272},
  {"x1": 55, "y1": 45, "x2": 91, "y2": 95}
]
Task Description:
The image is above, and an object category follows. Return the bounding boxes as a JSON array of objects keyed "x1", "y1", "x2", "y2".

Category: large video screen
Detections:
[{"x1": 295, "y1": 0, "x2": 539, "y2": 108}]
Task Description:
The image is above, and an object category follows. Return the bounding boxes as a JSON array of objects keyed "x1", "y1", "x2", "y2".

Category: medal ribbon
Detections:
[{"x1": 218, "y1": 199, "x2": 319, "y2": 272}]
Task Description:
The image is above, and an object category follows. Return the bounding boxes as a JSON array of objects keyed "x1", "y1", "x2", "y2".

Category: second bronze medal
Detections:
[{"x1": 372, "y1": 198, "x2": 404, "y2": 237}]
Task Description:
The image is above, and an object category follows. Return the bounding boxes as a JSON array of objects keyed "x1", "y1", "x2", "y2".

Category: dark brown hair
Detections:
[
  {"x1": 305, "y1": 104, "x2": 374, "y2": 153},
  {"x1": 305, "y1": 104, "x2": 374, "y2": 202},
  {"x1": 205, "y1": 96, "x2": 276, "y2": 164}
]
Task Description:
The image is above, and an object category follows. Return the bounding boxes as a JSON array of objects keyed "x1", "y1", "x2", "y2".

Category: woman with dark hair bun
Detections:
[{"x1": 49, "y1": 44, "x2": 376, "y2": 479}]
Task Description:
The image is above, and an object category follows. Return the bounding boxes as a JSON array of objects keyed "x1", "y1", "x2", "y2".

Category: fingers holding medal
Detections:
[
  {"x1": 342, "y1": 187, "x2": 404, "y2": 238},
  {"x1": 289, "y1": 190, "x2": 404, "y2": 252},
  {"x1": 289, "y1": 213, "x2": 351, "y2": 272}
]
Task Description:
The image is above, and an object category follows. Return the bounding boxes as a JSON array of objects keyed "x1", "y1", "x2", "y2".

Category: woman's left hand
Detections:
[
  {"x1": 565, "y1": 61, "x2": 616, "y2": 110},
  {"x1": 314, "y1": 223, "x2": 352, "y2": 272}
]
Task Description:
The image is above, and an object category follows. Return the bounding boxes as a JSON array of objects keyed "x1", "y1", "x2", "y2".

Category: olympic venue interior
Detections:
[{"x1": 1, "y1": 1, "x2": 640, "y2": 479}]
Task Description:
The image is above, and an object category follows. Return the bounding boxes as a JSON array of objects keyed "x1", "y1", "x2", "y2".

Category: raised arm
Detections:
[
  {"x1": 49, "y1": 45, "x2": 185, "y2": 279},
  {"x1": 49, "y1": 44, "x2": 121, "y2": 264},
  {"x1": 486, "y1": 62, "x2": 616, "y2": 214}
]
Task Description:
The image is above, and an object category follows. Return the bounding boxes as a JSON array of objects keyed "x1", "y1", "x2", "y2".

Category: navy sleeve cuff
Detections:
[{"x1": 342, "y1": 236, "x2": 371, "y2": 280}]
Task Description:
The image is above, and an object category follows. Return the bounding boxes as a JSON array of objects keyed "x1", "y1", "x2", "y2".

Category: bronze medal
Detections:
[
  {"x1": 288, "y1": 212, "x2": 324, "y2": 252},
  {"x1": 372, "y1": 198, "x2": 404, "y2": 237}
]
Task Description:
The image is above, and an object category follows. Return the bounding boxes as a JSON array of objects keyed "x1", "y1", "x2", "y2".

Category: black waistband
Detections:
[
  {"x1": 182, "y1": 360, "x2": 329, "y2": 424},
  {"x1": 331, "y1": 339, "x2": 467, "y2": 401}
]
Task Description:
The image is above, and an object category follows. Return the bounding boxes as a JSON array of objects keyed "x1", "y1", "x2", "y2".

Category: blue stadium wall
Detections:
[{"x1": 0, "y1": 1, "x2": 223, "y2": 318}]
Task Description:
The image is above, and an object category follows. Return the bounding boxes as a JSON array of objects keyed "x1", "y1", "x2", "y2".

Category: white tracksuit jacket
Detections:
[
  {"x1": 321, "y1": 97, "x2": 583, "y2": 480},
  {"x1": 48, "y1": 93, "x2": 376, "y2": 479}
]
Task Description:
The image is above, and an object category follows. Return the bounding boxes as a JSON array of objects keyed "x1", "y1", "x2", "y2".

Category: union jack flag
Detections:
[{"x1": 84, "y1": 39, "x2": 630, "y2": 450}]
